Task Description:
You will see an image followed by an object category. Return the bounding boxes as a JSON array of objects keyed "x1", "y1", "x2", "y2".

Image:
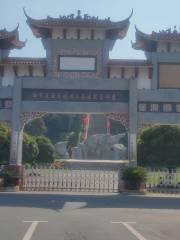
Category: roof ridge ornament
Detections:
[
  {"x1": 77, "y1": 10, "x2": 82, "y2": 19},
  {"x1": 23, "y1": 8, "x2": 133, "y2": 24},
  {"x1": 58, "y1": 10, "x2": 107, "y2": 21},
  {"x1": 24, "y1": 9, "x2": 131, "y2": 40},
  {"x1": 136, "y1": 25, "x2": 180, "y2": 36}
]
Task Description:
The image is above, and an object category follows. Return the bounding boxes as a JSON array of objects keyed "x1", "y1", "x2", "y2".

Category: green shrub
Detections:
[
  {"x1": 23, "y1": 133, "x2": 39, "y2": 164},
  {"x1": 24, "y1": 118, "x2": 47, "y2": 136},
  {"x1": 35, "y1": 136, "x2": 54, "y2": 163},
  {"x1": 0, "y1": 169, "x2": 20, "y2": 178},
  {"x1": 122, "y1": 167, "x2": 147, "y2": 190},
  {"x1": 138, "y1": 125, "x2": 180, "y2": 167},
  {"x1": 0, "y1": 124, "x2": 10, "y2": 165},
  {"x1": 0, "y1": 168, "x2": 20, "y2": 187}
]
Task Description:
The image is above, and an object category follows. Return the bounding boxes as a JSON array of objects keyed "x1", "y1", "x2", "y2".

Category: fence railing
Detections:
[
  {"x1": 146, "y1": 168, "x2": 180, "y2": 193},
  {"x1": 2, "y1": 164, "x2": 180, "y2": 193},
  {"x1": 20, "y1": 164, "x2": 121, "y2": 193}
]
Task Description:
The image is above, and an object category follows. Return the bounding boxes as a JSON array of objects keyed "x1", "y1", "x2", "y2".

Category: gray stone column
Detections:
[
  {"x1": 128, "y1": 133, "x2": 137, "y2": 166},
  {"x1": 9, "y1": 79, "x2": 23, "y2": 165},
  {"x1": 128, "y1": 78, "x2": 138, "y2": 166}
]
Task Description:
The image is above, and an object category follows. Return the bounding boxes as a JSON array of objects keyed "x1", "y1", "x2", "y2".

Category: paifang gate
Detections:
[{"x1": 1, "y1": 9, "x2": 180, "y2": 166}]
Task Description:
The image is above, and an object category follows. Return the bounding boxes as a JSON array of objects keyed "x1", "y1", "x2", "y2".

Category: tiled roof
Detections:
[
  {"x1": 135, "y1": 26, "x2": 180, "y2": 42},
  {"x1": 0, "y1": 25, "x2": 25, "y2": 49},
  {"x1": 24, "y1": 9, "x2": 133, "y2": 30},
  {"x1": 0, "y1": 27, "x2": 18, "y2": 40}
]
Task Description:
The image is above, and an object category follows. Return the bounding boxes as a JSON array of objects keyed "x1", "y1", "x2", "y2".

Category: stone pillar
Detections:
[
  {"x1": 128, "y1": 78, "x2": 138, "y2": 166},
  {"x1": 128, "y1": 133, "x2": 137, "y2": 166},
  {"x1": 42, "y1": 39, "x2": 57, "y2": 78},
  {"x1": 9, "y1": 79, "x2": 23, "y2": 165}
]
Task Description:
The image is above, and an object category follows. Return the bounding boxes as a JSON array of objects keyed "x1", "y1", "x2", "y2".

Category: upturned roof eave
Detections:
[
  {"x1": 0, "y1": 25, "x2": 19, "y2": 40},
  {"x1": 135, "y1": 25, "x2": 180, "y2": 43},
  {"x1": 0, "y1": 25, "x2": 26, "y2": 50},
  {"x1": 24, "y1": 8, "x2": 132, "y2": 31}
]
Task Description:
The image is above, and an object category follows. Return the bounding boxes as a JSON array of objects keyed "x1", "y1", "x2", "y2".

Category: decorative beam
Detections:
[
  {"x1": 21, "y1": 112, "x2": 46, "y2": 128},
  {"x1": 106, "y1": 112, "x2": 129, "y2": 131}
]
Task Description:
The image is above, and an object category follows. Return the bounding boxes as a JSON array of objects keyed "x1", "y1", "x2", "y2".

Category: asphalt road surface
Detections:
[{"x1": 0, "y1": 192, "x2": 180, "y2": 240}]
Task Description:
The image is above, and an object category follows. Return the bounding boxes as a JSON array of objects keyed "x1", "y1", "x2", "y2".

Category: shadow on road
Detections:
[{"x1": 0, "y1": 192, "x2": 180, "y2": 211}]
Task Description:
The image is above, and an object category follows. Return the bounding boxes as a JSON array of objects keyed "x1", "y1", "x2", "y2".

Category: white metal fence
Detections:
[
  {"x1": 146, "y1": 168, "x2": 180, "y2": 193},
  {"x1": 20, "y1": 164, "x2": 121, "y2": 193},
  {"x1": 3, "y1": 164, "x2": 180, "y2": 193}
]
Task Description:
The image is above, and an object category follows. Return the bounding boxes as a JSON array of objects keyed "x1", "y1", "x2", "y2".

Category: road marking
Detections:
[
  {"x1": 111, "y1": 221, "x2": 147, "y2": 240},
  {"x1": 111, "y1": 221, "x2": 136, "y2": 224},
  {"x1": 23, "y1": 221, "x2": 48, "y2": 240}
]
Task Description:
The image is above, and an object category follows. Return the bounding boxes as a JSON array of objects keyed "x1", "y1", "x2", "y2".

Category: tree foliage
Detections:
[
  {"x1": 110, "y1": 119, "x2": 126, "y2": 135},
  {"x1": 110, "y1": 120, "x2": 128, "y2": 146},
  {"x1": 0, "y1": 124, "x2": 10, "y2": 165},
  {"x1": 138, "y1": 125, "x2": 180, "y2": 167},
  {"x1": 24, "y1": 118, "x2": 47, "y2": 137},
  {"x1": 35, "y1": 136, "x2": 54, "y2": 163},
  {"x1": 22, "y1": 133, "x2": 39, "y2": 164},
  {"x1": 0, "y1": 124, "x2": 40, "y2": 165},
  {"x1": 43, "y1": 114, "x2": 71, "y2": 143}
]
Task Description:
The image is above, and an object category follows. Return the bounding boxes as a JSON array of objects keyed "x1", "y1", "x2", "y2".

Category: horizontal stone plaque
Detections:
[
  {"x1": 23, "y1": 89, "x2": 129, "y2": 102},
  {"x1": 59, "y1": 56, "x2": 96, "y2": 72}
]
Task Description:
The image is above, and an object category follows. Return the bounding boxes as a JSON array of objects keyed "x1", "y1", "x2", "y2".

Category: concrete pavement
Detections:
[{"x1": 0, "y1": 192, "x2": 180, "y2": 240}]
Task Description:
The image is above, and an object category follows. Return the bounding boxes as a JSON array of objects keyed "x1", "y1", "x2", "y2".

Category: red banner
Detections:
[{"x1": 106, "y1": 118, "x2": 111, "y2": 134}]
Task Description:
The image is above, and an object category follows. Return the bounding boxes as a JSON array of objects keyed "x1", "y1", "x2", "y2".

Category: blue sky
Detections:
[{"x1": 1, "y1": 0, "x2": 179, "y2": 59}]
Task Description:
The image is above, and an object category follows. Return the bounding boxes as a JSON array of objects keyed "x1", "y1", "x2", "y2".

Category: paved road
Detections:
[{"x1": 0, "y1": 192, "x2": 180, "y2": 240}]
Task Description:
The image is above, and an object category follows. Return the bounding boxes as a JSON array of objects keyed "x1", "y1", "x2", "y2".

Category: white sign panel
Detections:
[{"x1": 59, "y1": 56, "x2": 96, "y2": 71}]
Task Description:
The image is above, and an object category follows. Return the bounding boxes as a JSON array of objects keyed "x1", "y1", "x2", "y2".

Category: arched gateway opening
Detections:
[
  {"x1": 22, "y1": 113, "x2": 128, "y2": 163},
  {"x1": 18, "y1": 113, "x2": 128, "y2": 192}
]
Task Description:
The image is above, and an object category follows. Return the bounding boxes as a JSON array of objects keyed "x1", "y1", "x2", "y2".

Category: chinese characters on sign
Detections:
[{"x1": 23, "y1": 89, "x2": 129, "y2": 102}]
